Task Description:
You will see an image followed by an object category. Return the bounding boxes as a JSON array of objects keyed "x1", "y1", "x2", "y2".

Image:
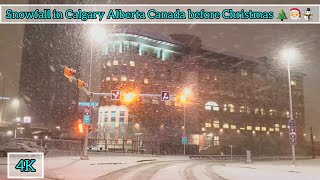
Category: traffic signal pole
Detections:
[
  {"x1": 81, "y1": 96, "x2": 90, "y2": 160},
  {"x1": 81, "y1": 41, "x2": 93, "y2": 160}
]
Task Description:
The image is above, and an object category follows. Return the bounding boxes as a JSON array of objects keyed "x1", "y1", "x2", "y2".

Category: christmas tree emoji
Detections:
[{"x1": 277, "y1": 10, "x2": 288, "y2": 21}]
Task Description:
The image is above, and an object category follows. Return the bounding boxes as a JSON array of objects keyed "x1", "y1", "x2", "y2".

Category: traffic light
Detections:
[
  {"x1": 78, "y1": 123, "x2": 84, "y2": 133},
  {"x1": 180, "y1": 95, "x2": 187, "y2": 103},
  {"x1": 88, "y1": 125, "x2": 93, "y2": 132},
  {"x1": 63, "y1": 66, "x2": 76, "y2": 81},
  {"x1": 77, "y1": 79, "x2": 88, "y2": 88},
  {"x1": 123, "y1": 92, "x2": 136, "y2": 103}
]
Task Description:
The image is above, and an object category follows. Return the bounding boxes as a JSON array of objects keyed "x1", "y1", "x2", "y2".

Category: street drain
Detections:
[
  {"x1": 288, "y1": 170, "x2": 300, "y2": 173},
  {"x1": 136, "y1": 159, "x2": 156, "y2": 162},
  {"x1": 90, "y1": 163, "x2": 125, "y2": 165},
  {"x1": 240, "y1": 167, "x2": 256, "y2": 169}
]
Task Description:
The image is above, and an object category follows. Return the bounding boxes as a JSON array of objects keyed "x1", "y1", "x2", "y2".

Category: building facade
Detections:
[{"x1": 94, "y1": 31, "x2": 305, "y2": 155}]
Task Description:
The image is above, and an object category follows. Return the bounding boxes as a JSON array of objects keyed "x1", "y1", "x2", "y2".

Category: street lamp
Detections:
[
  {"x1": 80, "y1": 25, "x2": 107, "y2": 160},
  {"x1": 88, "y1": 25, "x2": 107, "y2": 92},
  {"x1": 123, "y1": 92, "x2": 136, "y2": 103},
  {"x1": 11, "y1": 98, "x2": 20, "y2": 139},
  {"x1": 280, "y1": 47, "x2": 300, "y2": 165}
]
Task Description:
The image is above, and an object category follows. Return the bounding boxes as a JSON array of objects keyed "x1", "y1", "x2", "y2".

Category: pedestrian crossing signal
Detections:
[
  {"x1": 161, "y1": 91, "x2": 170, "y2": 101},
  {"x1": 111, "y1": 90, "x2": 121, "y2": 100}
]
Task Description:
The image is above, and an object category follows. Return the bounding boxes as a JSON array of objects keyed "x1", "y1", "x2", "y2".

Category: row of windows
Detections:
[
  {"x1": 204, "y1": 121, "x2": 288, "y2": 131},
  {"x1": 204, "y1": 101, "x2": 299, "y2": 118},
  {"x1": 103, "y1": 76, "x2": 149, "y2": 84},
  {"x1": 102, "y1": 60, "x2": 136, "y2": 68},
  {"x1": 105, "y1": 40, "x2": 180, "y2": 61},
  {"x1": 101, "y1": 110, "x2": 125, "y2": 123}
]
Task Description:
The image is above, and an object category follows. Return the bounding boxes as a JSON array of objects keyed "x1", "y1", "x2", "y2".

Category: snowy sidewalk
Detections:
[{"x1": 212, "y1": 158, "x2": 320, "y2": 180}]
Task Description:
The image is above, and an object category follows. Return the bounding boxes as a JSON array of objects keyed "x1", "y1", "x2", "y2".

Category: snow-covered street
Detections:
[{"x1": 1, "y1": 153, "x2": 320, "y2": 180}]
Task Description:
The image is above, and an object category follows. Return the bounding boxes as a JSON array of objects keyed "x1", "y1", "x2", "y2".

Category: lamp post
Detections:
[
  {"x1": 81, "y1": 25, "x2": 106, "y2": 160},
  {"x1": 11, "y1": 98, "x2": 20, "y2": 139},
  {"x1": 280, "y1": 47, "x2": 299, "y2": 165},
  {"x1": 180, "y1": 87, "x2": 192, "y2": 155},
  {"x1": 0, "y1": 73, "x2": 5, "y2": 123}
]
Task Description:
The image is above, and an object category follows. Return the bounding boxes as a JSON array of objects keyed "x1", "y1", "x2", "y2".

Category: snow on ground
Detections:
[{"x1": 213, "y1": 158, "x2": 320, "y2": 180}]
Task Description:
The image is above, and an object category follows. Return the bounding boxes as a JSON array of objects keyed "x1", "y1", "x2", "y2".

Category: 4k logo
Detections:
[{"x1": 15, "y1": 159, "x2": 36, "y2": 172}]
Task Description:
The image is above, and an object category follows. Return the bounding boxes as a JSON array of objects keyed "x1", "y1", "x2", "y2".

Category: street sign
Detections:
[
  {"x1": 111, "y1": 90, "x2": 121, "y2": 100},
  {"x1": 161, "y1": 91, "x2": 170, "y2": 101},
  {"x1": 78, "y1": 102, "x2": 99, "y2": 107},
  {"x1": 288, "y1": 119, "x2": 295, "y2": 127},
  {"x1": 289, "y1": 127, "x2": 296, "y2": 134},
  {"x1": 290, "y1": 137, "x2": 297, "y2": 145},
  {"x1": 83, "y1": 115, "x2": 90, "y2": 124},
  {"x1": 182, "y1": 137, "x2": 187, "y2": 145},
  {"x1": 23, "y1": 116, "x2": 31, "y2": 124},
  {"x1": 288, "y1": 119, "x2": 297, "y2": 145}
]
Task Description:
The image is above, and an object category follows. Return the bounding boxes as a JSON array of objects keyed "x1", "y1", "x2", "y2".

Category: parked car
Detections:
[
  {"x1": 0, "y1": 142, "x2": 39, "y2": 157},
  {"x1": 22, "y1": 141, "x2": 48, "y2": 155}
]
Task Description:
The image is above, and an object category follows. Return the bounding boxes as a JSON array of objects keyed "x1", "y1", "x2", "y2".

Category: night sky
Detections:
[{"x1": 0, "y1": 0, "x2": 319, "y2": 138}]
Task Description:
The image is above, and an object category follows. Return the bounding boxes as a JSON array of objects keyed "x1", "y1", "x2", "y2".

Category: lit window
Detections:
[
  {"x1": 106, "y1": 77, "x2": 111, "y2": 81},
  {"x1": 269, "y1": 128, "x2": 274, "y2": 131},
  {"x1": 283, "y1": 111, "x2": 290, "y2": 118},
  {"x1": 152, "y1": 99, "x2": 159, "y2": 104},
  {"x1": 261, "y1": 109, "x2": 265, "y2": 115},
  {"x1": 275, "y1": 128, "x2": 280, "y2": 132},
  {"x1": 241, "y1": 69, "x2": 248, "y2": 76},
  {"x1": 201, "y1": 127, "x2": 206, "y2": 131},
  {"x1": 246, "y1": 107, "x2": 251, "y2": 114},
  {"x1": 213, "y1": 121, "x2": 219, "y2": 128},
  {"x1": 261, "y1": 127, "x2": 266, "y2": 131},
  {"x1": 144, "y1": 78, "x2": 149, "y2": 84},
  {"x1": 291, "y1": 80, "x2": 297, "y2": 86},
  {"x1": 214, "y1": 76, "x2": 217, "y2": 81},
  {"x1": 121, "y1": 76, "x2": 127, "y2": 81},
  {"x1": 214, "y1": 136, "x2": 219, "y2": 141},
  {"x1": 255, "y1": 108, "x2": 259, "y2": 114},
  {"x1": 206, "y1": 74, "x2": 210, "y2": 80},
  {"x1": 269, "y1": 109, "x2": 276, "y2": 116},
  {"x1": 129, "y1": 79, "x2": 135, "y2": 82},
  {"x1": 255, "y1": 126, "x2": 260, "y2": 131},
  {"x1": 112, "y1": 77, "x2": 118, "y2": 81},
  {"x1": 107, "y1": 61, "x2": 111, "y2": 67},
  {"x1": 205, "y1": 101, "x2": 219, "y2": 111},
  {"x1": 247, "y1": 126, "x2": 252, "y2": 130},
  {"x1": 240, "y1": 127, "x2": 245, "y2": 130},
  {"x1": 205, "y1": 123, "x2": 211, "y2": 128},
  {"x1": 130, "y1": 61, "x2": 135, "y2": 67},
  {"x1": 282, "y1": 125, "x2": 287, "y2": 129},
  {"x1": 240, "y1": 106, "x2": 245, "y2": 113},
  {"x1": 223, "y1": 104, "x2": 227, "y2": 111},
  {"x1": 174, "y1": 102, "x2": 180, "y2": 106},
  {"x1": 113, "y1": 60, "x2": 118, "y2": 65},
  {"x1": 165, "y1": 101, "x2": 171, "y2": 106},
  {"x1": 223, "y1": 123, "x2": 229, "y2": 129},
  {"x1": 231, "y1": 125, "x2": 236, "y2": 129},
  {"x1": 224, "y1": 104, "x2": 234, "y2": 112},
  {"x1": 213, "y1": 141, "x2": 219, "y2": 146},
  {"x1": 275, "y1": 124, "x2": 280, "y2": 128}
]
